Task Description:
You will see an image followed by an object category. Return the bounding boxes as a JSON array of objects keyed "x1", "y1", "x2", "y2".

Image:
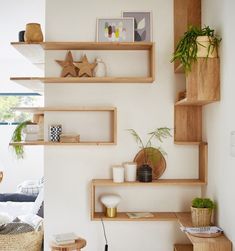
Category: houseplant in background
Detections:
[
  {"x1": 171, "y1": 25, "x2": 222, "y2": 73},
  {"x1": 191, "y1": 197, "x2": 216, "y2": 227},
  {"x1": 11, "y1": 120, "x2": 32, "y2": 159},
  {"x1": 128, "y1": 127, "x2": 171, "y2": 182}
]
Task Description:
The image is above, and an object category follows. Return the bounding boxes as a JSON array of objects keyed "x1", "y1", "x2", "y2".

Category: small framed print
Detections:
[
  {"x1": 122, "y1": 11, "x2": 152, "y2": 42},
  {"x1": 96, "y1": 18, "x2": 134, "y2": 42}
]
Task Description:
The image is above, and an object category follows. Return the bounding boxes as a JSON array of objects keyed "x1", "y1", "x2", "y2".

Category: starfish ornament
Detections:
[
  {"x1": 73, "y1": 55, "x2": 97, "y2": 77},
  {"x1": 56, "y1": 51, "x2": 77, "y2": 77}
]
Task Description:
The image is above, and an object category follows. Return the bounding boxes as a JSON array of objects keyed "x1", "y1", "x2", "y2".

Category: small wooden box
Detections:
[{"x1": 60, "y1": 134, "x2": 80, "y2": 143}]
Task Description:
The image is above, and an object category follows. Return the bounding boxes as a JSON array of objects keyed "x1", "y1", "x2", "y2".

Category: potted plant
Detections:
[
  {"x1": 191, "y1": 197, "x2": 216, "y2": 227},
  {"x1": 171, "y1": 25, "x2": 222, "y2": 73},
  {"x1": 128, "y1": 127, "x2": 171, "y2": 182},
  {"x1": 11, "y1": 120, "x2": 32, "y2": 159}
]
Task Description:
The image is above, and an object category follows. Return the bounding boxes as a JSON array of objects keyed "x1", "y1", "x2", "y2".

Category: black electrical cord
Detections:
[{"x1": 101, "y1": 218, "x2": 108, "y2": 251}]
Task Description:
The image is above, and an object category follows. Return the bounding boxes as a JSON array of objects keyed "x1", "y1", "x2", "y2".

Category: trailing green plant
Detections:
[
  {"x1": 11, "y1": 120, "x2": 32, "y2": 159},
  {"x1": 171, "y1": 25, "x2": 222, "y2": 73},
  {"x1": 192, "y1": 197, "x2": 216, "y2": 209},
  {"x1": 127, "y1": 127, "x2": 171, "y2": 164}
]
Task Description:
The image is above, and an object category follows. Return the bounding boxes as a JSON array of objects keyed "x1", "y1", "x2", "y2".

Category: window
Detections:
[{"x1": 0, "y1": 93, "x2": 43, "y2": 125}]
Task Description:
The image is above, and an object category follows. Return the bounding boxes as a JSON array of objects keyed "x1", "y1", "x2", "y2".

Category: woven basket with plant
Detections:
[{"x1": 191, "y1": 197, "x2": 215, "y2": 227}]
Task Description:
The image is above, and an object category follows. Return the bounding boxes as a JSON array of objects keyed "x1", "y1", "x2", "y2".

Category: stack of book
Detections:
[{"x1": 53, "y1": 232, "x2": 78, "y2": 245}]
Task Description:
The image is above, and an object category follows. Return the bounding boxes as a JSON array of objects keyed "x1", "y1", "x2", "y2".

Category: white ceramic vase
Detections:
[{"x1": 94, "y1": 58, "x2": 107, "y2": 77}]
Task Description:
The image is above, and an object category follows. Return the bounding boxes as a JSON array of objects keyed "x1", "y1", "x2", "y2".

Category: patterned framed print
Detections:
[
  {"x1": 96, "y1": 18, "x2": 134, "y2": 42},
  {"x1": 122, "y1": 11, "x2": 152, "y2": 42}
]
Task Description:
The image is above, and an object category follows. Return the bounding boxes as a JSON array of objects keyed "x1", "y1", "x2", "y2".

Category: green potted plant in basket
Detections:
[
  {"x1": 191, "y1": 197, "x2": 216, "y2": 227},
  {"x1": 128, "y1": 127, "x2": 171, "y2": 182},
  {"x1": 171, "y1": 25, "x2": 222, "y2": 73}
]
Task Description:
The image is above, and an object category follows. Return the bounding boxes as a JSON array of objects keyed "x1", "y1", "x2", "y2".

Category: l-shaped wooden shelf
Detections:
[
  {"x1": 10, "y1": 42, "x2": 155, "y2": 91},
  {"x1": 10, "y1": 106, "x2": 117, "y2": 146}
]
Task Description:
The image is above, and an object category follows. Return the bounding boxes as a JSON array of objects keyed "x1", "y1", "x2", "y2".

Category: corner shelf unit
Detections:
[
  {"x1": 176, "y1": 213, "x2": 232, "y2": 251},
  {"x1": 10, "y1": 42, "x2": 155, "y2": 92},
  {"x1": 10, "y1": 106, "x2": 117, "y2": 146}
]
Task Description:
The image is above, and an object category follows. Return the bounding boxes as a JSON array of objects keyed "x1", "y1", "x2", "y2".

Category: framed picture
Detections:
[
  {"x1": 122, "y1": 11, "x2": 152, "y2": 42},
  {"x1": 96, "y1": 18, "x2": 134, "y2": 42}
]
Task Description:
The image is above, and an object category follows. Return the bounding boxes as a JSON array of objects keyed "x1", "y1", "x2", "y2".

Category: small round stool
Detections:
[{"x1": 50, "y1": 238, "x2": 86, "y2": 251}]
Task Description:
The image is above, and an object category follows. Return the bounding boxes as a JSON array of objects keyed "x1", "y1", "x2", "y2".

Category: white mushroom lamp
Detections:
[{"x1": 100, "y1": 194, "x2": 121, "y2": 218}]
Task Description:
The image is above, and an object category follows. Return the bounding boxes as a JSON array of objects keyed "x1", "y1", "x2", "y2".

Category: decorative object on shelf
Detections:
[
  {"x1": 134, "y1": 147, "x2": 166, "y2": 180},
  {"x1": 123, "y1": 162, "x2": 137, "y2": 182},
  {"x1": 171, "y1": 25, "x2": 221, "y2": 73},
  {"x1": 24, "y1": 23, "x2": 43, "y2": 43},
  {"x1": 10, "y1": 120, "x2": 32, "y2": 159},
  {"x1": 112, "y1": 165, "x2": 124, "y2": 183},
  {"x1": 60, "y1": 134, "x2": 80, "y2": 143},
  {"x1": 97, "y1": 18, "x2": 134, "y2": 42},
  {"x1": 18, "y1": 30, "x2": 25, "y2": 42},
  {"x1": 0, "y1": 171, "x2": 3, "y2": 183},
  {"x1": 126, "y1": 212, "x2": 154, "y2": 219},
  {"x1": 191, "y1": 197, "x2": 216, "y2": 227},
  {"x1": 93, "y1": 58, "x2": 107, "y2": 77},
  {"x1": 136, "y1": 163, "x2": 152, "y2": 182},
  {"x1": 24, "y1": 124, "x2": 39, "y2": 141},
  {"x1": 49, "y1": 124, "x2": 62, "y2": 142},
  {"x1": 56, "y1": 51, "x2": 77, "y2": 77},
  {"x1": 128, "y1": 127, "x2": 171, "y2": 181},
  {"x1": 122, "y1": 11, "x2": 152, "y2": 42},
  {"x1": 177, "y1": 90, "x2": 186, "y2": 101},
  {"x1": 73, "y1": 54, "x2": 96, "y2": 77},
  {"x1": 181, "y1": 226, "x2": 223, "y2": 238},
  {"x1": 100, "y1": 194, "x2": 121, "y2": 218}
]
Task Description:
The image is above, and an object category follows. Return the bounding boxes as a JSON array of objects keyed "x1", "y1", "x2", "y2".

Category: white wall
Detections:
[
  {"x1": 0, "y1": 0, "x2": 44, "y2": 192},
  {"x1": 202, "y1": 0, "x2": 235, "y2": 248},
  {"x1": 44, "y1": 1, "x2": 201, "y2": 250}
]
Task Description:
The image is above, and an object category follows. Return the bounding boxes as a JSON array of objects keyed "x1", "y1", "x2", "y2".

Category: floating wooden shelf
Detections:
[
  {"x1": 175, "y1": 99, "x2": 218, "y2": 106},
  {"x1": 92, "y1": 212, "x2": 177, "y2": 221},
  {"x1": 92, "y1": 179, "x2": 206, "y2": 187},
  {"x1": 11, "y1": 76, "x2": 154, "y2": 84},
  {"x1": 10, "y1": 106, "x2": 117, "y2": 145},
  {"x1": 11, "y1": 42, "x2": 155, "y2": 90},
  {"x1": 176, "y1": 212, "x2": 232, "y2": 251},
  {"x1": 9, "y1": 141, "x2": 115, "y2": 146},
  {"x1": 174, "y1": 141, "x2": 201, "y2": 145}
]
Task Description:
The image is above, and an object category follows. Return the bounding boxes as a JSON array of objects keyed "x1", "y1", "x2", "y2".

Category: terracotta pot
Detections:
[
  {"x1": 191, "y1": 206, "x2": 213, "y2": 227},
  {"x1": 196, "y1": 36, "x2": 218, "y2": 58},
  {"x1": 24, "y1": 23, "x2": 43, "y2": 43}
]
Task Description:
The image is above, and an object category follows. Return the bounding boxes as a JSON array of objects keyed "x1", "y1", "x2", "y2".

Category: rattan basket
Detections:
[
  {"x1": 191, "y1": 206, "x2": 213, "y2": 227},
  {"x1": 0, "y1": 228, "x2": 43, "y2": 251}
]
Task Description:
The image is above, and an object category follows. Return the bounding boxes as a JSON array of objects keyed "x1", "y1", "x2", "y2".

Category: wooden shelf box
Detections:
[
  {"x1": 174, "y1": 105, "x2": 202, "y2": 142},
  {"x1": 10, "y1": 106, "x2": 117, "y2": 146}
]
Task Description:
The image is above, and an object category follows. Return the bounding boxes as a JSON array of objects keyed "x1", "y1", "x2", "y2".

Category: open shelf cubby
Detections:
[
  {"x1": 10, "y1": 42, "x2": 155, "y2": 88},
  {"x1": 10, "y1": 106, "x2": 117, "y2": 146}
]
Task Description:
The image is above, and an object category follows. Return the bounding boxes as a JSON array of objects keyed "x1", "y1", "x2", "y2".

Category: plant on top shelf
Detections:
[
  {"x1": 171, "y1": 25, "x2": 222, "y2": 73},
  {"x1": 191, "y1": 197, "x2": 216, "y2": 227},
  {"x1": 11, "y1": 120, "x2": 32, "y2": 159},
  {"x1": 128, "y1": 127, "x2": 171, "y2": 182}
]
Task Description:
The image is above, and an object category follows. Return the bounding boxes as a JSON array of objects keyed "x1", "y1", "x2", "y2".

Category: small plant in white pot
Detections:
[{"x1": 191, "y1": 197, "x2": 216, "y2": 227}]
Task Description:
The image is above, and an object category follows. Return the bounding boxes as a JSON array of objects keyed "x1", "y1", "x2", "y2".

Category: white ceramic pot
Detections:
[
  {"x1": 112, "y1": 165, "x2": 124, "y2": 183},
  {"x1": 123, "y1": 162, "x2": 137, "y2": 182},
  {"x1": 94, "y1": 58, "x2": 107, "y2": 77}
]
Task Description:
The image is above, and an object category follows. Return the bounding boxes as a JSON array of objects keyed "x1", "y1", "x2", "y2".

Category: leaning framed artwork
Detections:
[
  {"x1": 122, "y1": 11, "x2": 152, "y2": 42},
  {"x1": 96, "y1": 18, "x2": 134, "y2": 42}
]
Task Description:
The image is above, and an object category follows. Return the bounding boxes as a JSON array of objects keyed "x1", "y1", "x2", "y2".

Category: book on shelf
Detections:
[
  {"x1": 53, "y1": 232, "x2": 78, "y2": 245},
  {"x1": 126, "y1": 212, "x2": 154, "y2": 219}
]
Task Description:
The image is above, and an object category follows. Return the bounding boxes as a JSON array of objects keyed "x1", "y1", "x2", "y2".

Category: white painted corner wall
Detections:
[
  {"x1": 44, "y1": 1, "x2": 201, "y2": 250},
  {"x1": 202, "y1": 0, "x2": 235, "y2": 248}
]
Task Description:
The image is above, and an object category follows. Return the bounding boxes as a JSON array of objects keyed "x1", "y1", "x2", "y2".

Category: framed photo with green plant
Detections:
[{"x1": 122, "y1": 11, "x2": 152, "y2": 42}]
